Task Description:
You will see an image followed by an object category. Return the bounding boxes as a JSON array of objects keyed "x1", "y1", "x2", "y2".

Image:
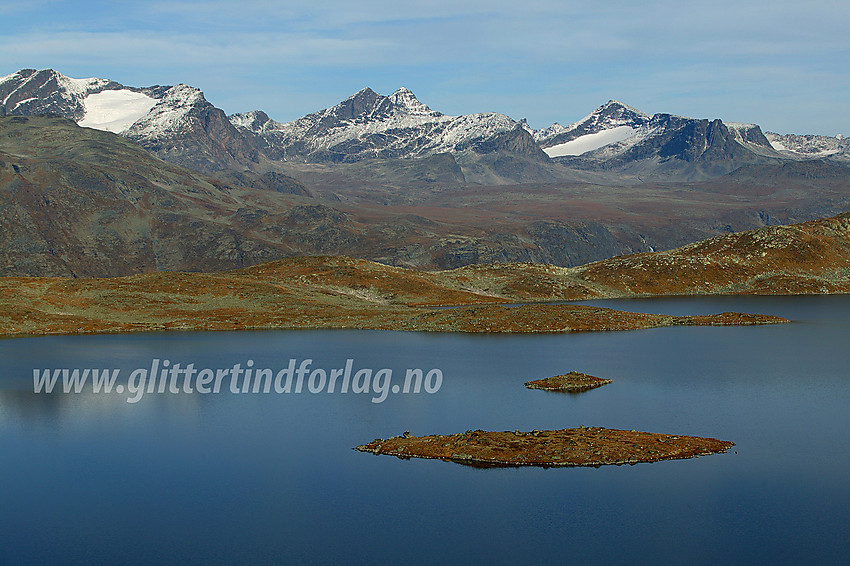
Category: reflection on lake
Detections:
[{"x1": 1, "y1": 295, "x2": 849, "y2": 565}]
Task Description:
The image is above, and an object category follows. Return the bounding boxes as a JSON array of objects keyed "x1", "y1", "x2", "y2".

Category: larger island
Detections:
[{"x1": 356, "y1": 428, "x2": 735, "y2": 468}]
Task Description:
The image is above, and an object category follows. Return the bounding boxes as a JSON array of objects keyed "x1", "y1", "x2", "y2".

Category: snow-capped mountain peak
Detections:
[
  {"x1": 227, "y1": 86, "x2": 543, "y2": 163},
  {"x1": 535, "y1": 99, "x2": 652, "y2": 157},
  {"x1": 56, "y1": 72, "x2": 113, "y2": 99},
  {"x1": 1, "y1": 68, "x2": 121, "y2": 122},
  {"x1": 564, "y1": 99, "x2": 651, "y2": 134},
  {"x1": 0, "y1": 69, "x2": 201, "y2": 135},
  {"x1": 388, "y1": 87, "x2": 436, "y2": 116},
  {"x1": 1, "y1": 69, "x2": 260, "y2": 172}
]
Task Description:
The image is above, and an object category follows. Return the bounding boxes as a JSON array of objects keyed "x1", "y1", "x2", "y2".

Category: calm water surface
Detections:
[{"x1": 1, "y1": 295, "x2": 848, "y2": 565}]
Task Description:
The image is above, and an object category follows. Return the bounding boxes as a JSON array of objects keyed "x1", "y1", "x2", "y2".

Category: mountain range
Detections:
[
  {"x1": 2, "y1": 68, "x2": 849, "y2": 278},
  {"x1": 3, "y1": 68, "x2": 847, "y2": 181}
]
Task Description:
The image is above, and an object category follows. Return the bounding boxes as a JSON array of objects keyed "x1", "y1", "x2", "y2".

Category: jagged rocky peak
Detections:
[
  {"x1": 597, "y1": 99, "x2": 643, "y2": 113},
  {"x1": 570, "y1": 99, "x2": 652, "y2": 135},
  {"x1": 224, "y1": 84, "x2": 544, "y2": 163},
  {"x1": 388, "y1": 87, "x2": 437, "y2": 115},
  {"x1": 331, "y1": 87, "x2": 387, "y2": 121},
  {"x1": 321, "y1": 86, "x2": 439, "y2": 123},
  {"x1": 530, "y1": 122, "x2": 560, "y2": 142}
]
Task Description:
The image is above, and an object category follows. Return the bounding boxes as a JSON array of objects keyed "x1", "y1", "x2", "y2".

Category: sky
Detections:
[{"x1": 1, "y1": 0, "x2": 848, "y2": 135}]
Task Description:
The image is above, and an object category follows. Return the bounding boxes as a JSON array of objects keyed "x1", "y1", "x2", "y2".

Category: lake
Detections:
[{"x1": 1, "y1": 295, "x2": 849, "y2": 565}]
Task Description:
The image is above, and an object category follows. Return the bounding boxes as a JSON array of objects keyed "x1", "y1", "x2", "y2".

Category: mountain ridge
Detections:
[{"x1": 229, "y1": 85, "x2": 547, "y2": 163}]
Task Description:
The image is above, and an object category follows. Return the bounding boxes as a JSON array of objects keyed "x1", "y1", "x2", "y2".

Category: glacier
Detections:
[
  {"x1": 543, "y1": 126, "x2": 637, "y2": 157},
  {"x1": 78, "y1": 90, "x2": 158, "y2": 134}
]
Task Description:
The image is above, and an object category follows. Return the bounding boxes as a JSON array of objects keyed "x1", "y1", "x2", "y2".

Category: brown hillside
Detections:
[{"x1": 443, "y1": 212, "x2": 850, "y2": 300}]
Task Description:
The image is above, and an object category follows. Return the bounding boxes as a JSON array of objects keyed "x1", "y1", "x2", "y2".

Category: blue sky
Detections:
[{"x1": 2, "y1": 0, "x2": 848, "y2": 135}]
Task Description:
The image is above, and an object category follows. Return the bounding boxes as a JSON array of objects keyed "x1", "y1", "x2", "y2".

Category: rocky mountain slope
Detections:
[
  {"x1": 4, "y1": 209, "x2": 840, "y2": 338},
  {"x1": 569, "y1": 212, "x2": 850, "y2": 297},
  {"x1": 0, "y1": 115, "x2": 309, "y2": 276}
]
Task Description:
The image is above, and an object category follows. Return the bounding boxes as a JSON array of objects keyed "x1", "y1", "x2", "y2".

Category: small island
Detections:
[
  {"x1": 525, "y1": 371, "x2": 613, "y2": 392},
  {"x1": 356, "y1": 427, "x2": 734, "y2": 468}
]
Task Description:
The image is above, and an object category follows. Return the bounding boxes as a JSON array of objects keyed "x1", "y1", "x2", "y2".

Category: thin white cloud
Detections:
[
  {"x1": 6, "y1": 1, "x2": 848, "y2": 66},
  {"x1": 0, "y1": 30, "x2": 392, "y2": 68},
  {"x1": 0, "y1": 0, "x2": 54, "y2": 15},
  {"x1": 144, "y1": 0, "x2": 515, "y2": 28},
  {"x1": 1, "y1": 0, "x2": 848, "y2": 134}
]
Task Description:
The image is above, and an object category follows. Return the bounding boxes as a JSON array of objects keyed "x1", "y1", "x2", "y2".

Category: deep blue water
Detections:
[{"x1": 1, "y1": 295, "x2": 849, "y2": 565}]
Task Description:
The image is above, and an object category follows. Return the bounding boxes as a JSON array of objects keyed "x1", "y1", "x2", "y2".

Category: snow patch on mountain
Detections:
[
  {"x1": 229, "y1": 110, "x2": 270, "y2": 131},
  {"x1": 765, "y1": 132, "x2": 849, "y2": 157},
  {"x1": 79, "y1": 89, "x2": 158, "y2": 133},
  {"x1": 766, "y1": 134, "x2": 787, "y2": 152},
  {"x1": 582, "y1": 126, "x2": 656, "y2": 160},
  {"x1": 544, "y1": 126, "x2": 636, "y2": 157},
  {"x1": 9, "y1": 97, "x2": 36, "y2": 111}
]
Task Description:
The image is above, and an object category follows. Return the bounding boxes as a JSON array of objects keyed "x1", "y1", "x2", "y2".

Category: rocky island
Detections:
[
  {"x1": 525, "y1": 372, "x2": 613, "y2": 392},
  {"x1": 356, "y1": 428, "x2": 735, "y2": 468}
]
